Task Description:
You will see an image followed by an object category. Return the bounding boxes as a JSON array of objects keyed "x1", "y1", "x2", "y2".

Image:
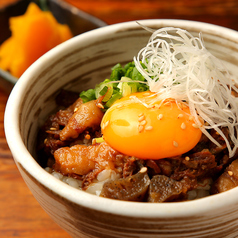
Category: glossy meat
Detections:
[
  {"x1": 60, "y1": 100, "x2": 104, "y2": 141},
  {"x1": 54, "y1": 142, "x2": 124, "y2": 176},
  {"x1": 54, "y1": 97, "x2": 83, "y2": 127},
  {"x1": 39, "y1": 97, "x2": 84, "y2": 156},
  {"x1": 211, "y1": 159, "x2": 238, "y2": 194}
]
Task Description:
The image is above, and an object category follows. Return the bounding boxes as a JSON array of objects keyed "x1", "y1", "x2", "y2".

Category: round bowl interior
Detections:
[{"x1": 5, "y1": 19, "x2": 238, "y2": 237}]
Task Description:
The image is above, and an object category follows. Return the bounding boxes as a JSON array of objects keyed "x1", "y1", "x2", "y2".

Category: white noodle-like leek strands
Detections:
[{"x1": 134, "y1": 26, "x2": 238, "y2": 157}]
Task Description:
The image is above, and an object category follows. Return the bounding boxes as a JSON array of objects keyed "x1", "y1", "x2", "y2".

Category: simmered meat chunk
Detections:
[
  {"x1": 53, "y1": 97, "x2": 83, "y2": 127},
  {"x1": 38, "y1": 97, "x2": 84, "y2": 155},
  {"x1": 54, "y1": 142, "x2": 125, "y2": 176},
  {"x1": 148, "y1": 175, "x2": 187, "y2": 202},
  {"x1": 171, "y1": 150, "x2": 218, "y2": 181},
  {"x1": 100, "y1": 168, "x2": 150, "y2": 201},
  {"x1": 211, "y1": 159, "x2": 238, "y2": 194},
  {"x1": 60, "y1": 100, "x2": 104, "y2": 141},
  {"x1": 44, "y1": 97, "x2": 83, "y2": 132}
]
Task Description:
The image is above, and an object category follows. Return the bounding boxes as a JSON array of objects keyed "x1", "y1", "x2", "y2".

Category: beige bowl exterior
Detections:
[{"x1": 4, "y1": 19, "x2": 238, "y2": 238}]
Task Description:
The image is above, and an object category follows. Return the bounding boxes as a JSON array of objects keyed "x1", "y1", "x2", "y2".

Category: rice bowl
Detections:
[{"x1": 4, "y1": 19, "x2": 238, "y2": 237}]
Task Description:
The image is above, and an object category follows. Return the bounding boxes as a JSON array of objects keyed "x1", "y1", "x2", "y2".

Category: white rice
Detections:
[
  {"x1": 187, "y1": 178, "x2": 212, "y2": 200},
  {"x1": 86, "y1": 169, "x2": 120, "y2": 195},
  {"x1": 45, "y1": 167, "x2": 213, "y2": 200},
  {"x1": 45, "y1": 167, "x2": 119, "y2": 194},
  {"x1": 45, "y1": 167, "x2": 83, "y2": 189}
]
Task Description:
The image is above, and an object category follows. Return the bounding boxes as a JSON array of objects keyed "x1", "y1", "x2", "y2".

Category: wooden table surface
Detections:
[{"x1": 0, "y1": 0, "x2": 238, "y2": 237}]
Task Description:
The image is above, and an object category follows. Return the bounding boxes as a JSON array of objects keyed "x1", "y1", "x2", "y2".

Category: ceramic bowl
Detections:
[{"x1": 4, "y1": 19, "x2": 238, "y2": 238}]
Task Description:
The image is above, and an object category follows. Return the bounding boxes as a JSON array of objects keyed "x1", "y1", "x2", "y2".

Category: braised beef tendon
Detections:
[
  {"x1": 148, "y1": 175, "x2": 187, "y2": 202},
  {"x1": 100, "y1": 168, "x2": 150, "y2": 202}
]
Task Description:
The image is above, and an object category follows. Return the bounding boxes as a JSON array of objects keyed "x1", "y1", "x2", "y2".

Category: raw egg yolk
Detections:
[{"x1": 101, "y1": 91, "x2": 202, "y2": 159}]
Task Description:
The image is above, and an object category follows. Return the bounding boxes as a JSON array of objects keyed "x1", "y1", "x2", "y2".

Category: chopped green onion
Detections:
[
  {"x1": 129, "y1": 82, "x2": 137, "y2": 94},
  {"x1": 79, "y1": 61, "x2": 148, "y2": 109},
  {"x1": 94, "y1": 137, "x2": 104, "y2": 143},
  {"x1": 132, "y1": 67, "x2": 145, "y2": 81},
  {"x1": 102, "y1": 85, "x2": 113, "y2": 102},
  {"x1": 138, "y1": 85, "x2": 149, "y2": 92},
  {"x1": 110, "y1": 64, "x2": 125, "y2": 81},
  {"x1": 111, "y1": 63, "x2": 121, "y2": 70},
  {"x1": 122, "y1": 82, "x2": 131, "y2": 97},
  {"x1": 125, "y1": 67, "x2": 134, "y2": 78},
  {"x1": 80, "y1": 89, "x2": 96, "y2": 103},
  {"x1": 124, "y1": 62, "x2": 135, "y2": 71},
  {"x1": 95, "y1": 79, "x2": 111, "y2": 98},
  {"x1": 105, "y1": 92, "x2": 122, "y2": 108},
  {"x1": 99, "y1": 86, "x2": 108, "y2": 96}
]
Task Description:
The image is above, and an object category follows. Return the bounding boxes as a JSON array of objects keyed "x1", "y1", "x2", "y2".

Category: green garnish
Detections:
[
  {"x1": 105, "y1": 92, "x2": 122, "y2": 108},
  {"x1": 80, "y1": 61, "x2": 148, "y2": 108},
  {"x1": 93, "y1": 137, "x2": 105, "y2": 144},
  {"x1": 80, "y1": 89, "x2": 96, "y2": 103}
]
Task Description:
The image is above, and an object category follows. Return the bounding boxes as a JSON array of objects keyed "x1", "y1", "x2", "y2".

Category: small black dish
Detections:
[{"x1": 0, "y1": 0, "x2": 107, "y2": 93}]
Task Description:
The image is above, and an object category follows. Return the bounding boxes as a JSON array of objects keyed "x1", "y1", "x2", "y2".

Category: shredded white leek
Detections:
[{"x1": 134, "y1": 26, "x2": 238, "y2": 157}]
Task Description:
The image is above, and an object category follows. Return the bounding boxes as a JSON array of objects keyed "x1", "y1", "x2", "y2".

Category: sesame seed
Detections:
[
  {"x1": 138, "y1": 113, "x2": 144, "y2": 117},
  {"x1": 148, "y1": 105, "x2": 155, "y2": 109},
  {"x1": 154, "y1": 104, "x2": 160, "y2": 109},
  {"x1": 185, "y1": 156, "x2": 190, "y2": 161},
  {"x1": 157, "y1": 114, "x2": 163, "y2": 120},
  {"x1": 50, "y1": 127, "x2": 57, "y2": 131},
  {"x1": 164, "y1": 101, "x2": 171, "y2": 106},
  {"x1": 178, "y1": 114, "x2": 184, "y2": 118},
  {"x1": 145, "y1": 126, "x2": 153, "y2": 131},
  {"x1": 192, "y1": 123, "x2": 199, "y2": 129},
  {"x1": 143, "y1": 92, "x2": 150, "y2": 96},
  {"x1": 92, "y1": 139, "x2": 96, "y2": 145},
  {"x1": 138, "y1": 125, "x2": 144, "y2": 133},
  {"x1": 97, "y1": 103, "x2": 104, "y2": 109},
  {"x1": 173, "y1": 141, "x2": 178, "y2": 147},
  {"x1": 102, "y1": 120, "x2": 109, "y2": 130},
  {"x1": 138, "y1": 115, "x2": 145, "y2": 122},
  {"x1": 181, "y1": 122, "x2": 186, "y2": 130},
  {"x1": 74, "y1": 107, "x2": 79, "y2": 113},
  {"x1": 182, "y1": 104, "x2": 188, "y2": 109},
  {"x1": 228, "y1": 171, "x2": 233, "y2": 176},
  {"x1": 140, "y1": 120, "x2": 147, "y2": 126},
  {"x1": 116, "y1": 105, "x2": 123, "y2": 109},
  {"x1": 139, "y1": 167, "x2": 148, "y2": 173},
  {"x1": 116, "y1": 155, "x2": 123, "y2": 159}
]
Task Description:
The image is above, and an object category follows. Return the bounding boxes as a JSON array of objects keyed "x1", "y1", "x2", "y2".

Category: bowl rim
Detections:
[{"x1": 4, "y1": 19, "x2": 238, "y2": 218}]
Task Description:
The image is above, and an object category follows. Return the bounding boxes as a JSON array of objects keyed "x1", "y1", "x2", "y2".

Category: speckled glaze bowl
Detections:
[{"x1": 4, "y1": 20, "x2": 238, "y2": 238}]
